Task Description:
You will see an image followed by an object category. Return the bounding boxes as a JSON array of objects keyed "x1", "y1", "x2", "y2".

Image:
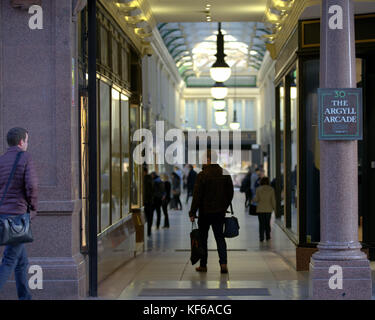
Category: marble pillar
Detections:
[
  {"x1": 310, "y1": 0, "x2": 372, "y2": 299},
  {"x1": 0, "y1": 0, "x2": 87, "y2": 299}
]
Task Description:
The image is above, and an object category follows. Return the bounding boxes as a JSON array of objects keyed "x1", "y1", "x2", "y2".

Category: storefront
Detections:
[
  {"x1": 274, "y1": 13, "x2": 375, "y2": 270},
  {"x1": 78, "y1": 1, "x2": 144, "y2": 284}
]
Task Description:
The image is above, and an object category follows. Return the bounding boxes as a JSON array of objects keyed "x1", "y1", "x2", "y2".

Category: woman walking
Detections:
[
  {"x1": 253, "y1": 177, "x2": 276, "y2": 242},
  {"x1": 171, "y1": 172, "x2": 182, "y2": 210}
]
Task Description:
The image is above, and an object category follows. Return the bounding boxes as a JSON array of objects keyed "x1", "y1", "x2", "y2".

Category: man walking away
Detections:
[
  {"x1": 161, "y1": 174, "x2": 171, "y2": 228},
  {"x1": 189, "y1": 149, "x2": 233, "y2": 274},
  {"x1": 171, "y1": 172, "x2": 182, "y2": 210},
  {"x1": 240, "y1": 169, "x2": 252, "y2": 208},
  {"x1": 151, "y1": 172, "x2": 165, "y2": 229},
  {"x1": 143, "y1": 167, "x2": 153, "y2": 237},
  {"x1": 0, "y1": 127, "x2": 38, "y2": 300},
  {"x1": 186, "y1": 165, "x2": 197, "y2": 204}
]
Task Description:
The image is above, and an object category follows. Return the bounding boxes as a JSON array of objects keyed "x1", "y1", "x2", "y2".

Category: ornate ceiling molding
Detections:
[{"x1": 103, "y1": 0, "x2": 157, "y2": 56}]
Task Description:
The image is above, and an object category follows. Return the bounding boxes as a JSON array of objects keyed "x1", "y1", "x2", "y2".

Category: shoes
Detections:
[
  {"x1": 260, "y1": 239, "x2": 264, "y2": 242},
  {"x1": 195, "y1": 266, "x2": 207, "y2": 272},
  {"x1": 220, "y1": 264, "x2": 228, "y2": 274},
  {"x1": 162, "y1": 226, "x2": 169, "y2": 229},
  {"x1": 266, "y1": 237, "x2": 271, "y2": 241}
]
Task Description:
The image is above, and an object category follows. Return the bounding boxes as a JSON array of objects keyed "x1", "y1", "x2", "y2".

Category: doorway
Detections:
[{"x1": 359, "y1": 54, "x2": 375, "y2": 259}]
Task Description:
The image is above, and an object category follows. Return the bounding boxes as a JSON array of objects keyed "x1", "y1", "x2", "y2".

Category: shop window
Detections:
[
  {"x1": 289, "y1": 68, "x2": 298, "y2": 235},
  {"x1": 130, "y1": 106, "x2": 141, "y2": 208},
  {"x1": 111, "y1": 89, "x2": 121, "y2": 224},
  {"x1": 303, "y1": 59, "x2": 320, "y2": 243},
  {"x1": 99, "y1": 80, "x2": 110, "y2": 232},
  {"x1": 121, "y1": 94, "x2": 130, "y2": 216},
  {"x1": 279, "y1": 84, "x2": 285, "y2": 223}
]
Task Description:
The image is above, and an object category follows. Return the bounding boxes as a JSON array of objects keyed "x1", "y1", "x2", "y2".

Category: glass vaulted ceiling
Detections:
[{"x1": 158, "y1": 22, "x2": 270, "y2": 87}]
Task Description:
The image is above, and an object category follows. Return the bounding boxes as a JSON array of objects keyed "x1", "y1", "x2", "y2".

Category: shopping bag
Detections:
[{"x1": 190, "y1": 222, "x2": 204, "y2": 265}]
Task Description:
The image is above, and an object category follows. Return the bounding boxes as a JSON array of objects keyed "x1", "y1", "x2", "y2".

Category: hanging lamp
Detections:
[
  {"x1": 210, "y1": 22, "x2": 231, "y2": 82},
  {"x1": 211, "y1": 82, "x2": 228, "y2": 99}
]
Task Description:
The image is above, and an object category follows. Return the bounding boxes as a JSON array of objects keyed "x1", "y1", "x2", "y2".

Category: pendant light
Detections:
[
  {"x1": 229, "y1": 109, "x2": 240, "y2": 130},
  {"x1": 215, "y1": 109, "x2": 227, "y2": 126},
  {"x1": 212, "y1": 99, "x2": 226, "y2": 110},
  {"x1": 210, "y1": 22, "x2": 231, "y2": 82},
  {"x1": 211, "y1": 82, "x2": 228, "y2": 99}
]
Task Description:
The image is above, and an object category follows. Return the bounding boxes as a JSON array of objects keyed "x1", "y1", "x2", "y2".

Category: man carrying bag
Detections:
[
  {"x1": 189, "y1": 149, "x2": 233, "y2": 274},
  {"x1": 0, "y1": 128, "x2": 38, "y2": 300}
]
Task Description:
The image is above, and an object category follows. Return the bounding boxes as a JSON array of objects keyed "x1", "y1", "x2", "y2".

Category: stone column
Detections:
[
  {"x1": 310, "y1": 0, "x2": 372, "y2": 299},
  {"x1": 0, "y1": 0, "x2": 87, "y2": 299}
]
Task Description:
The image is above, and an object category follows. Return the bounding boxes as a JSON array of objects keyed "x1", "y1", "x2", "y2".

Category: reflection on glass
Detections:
[
  {"x1": 111, "y1": 89, "x2": 121, "y2": 223},
  {"x1": 279, "y1": 85, "x2": 284, "y2": 223},
  {"x1": 290, "y1": 69, "x2": 298, "y2": 235},
  {"x1": 100, "y1": 81, "x2": 110, "y2": 231},
  {"x1": 130, "y1": 106, "x2": 140, "y2": 207},
  {"x1": 121, "y1": 95, "x2": 130, "y2": 216}
]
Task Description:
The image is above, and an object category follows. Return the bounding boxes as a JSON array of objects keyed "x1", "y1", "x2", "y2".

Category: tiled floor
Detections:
[{"x1": 97, "y1": 190, "x2": 375, "y2": 300}]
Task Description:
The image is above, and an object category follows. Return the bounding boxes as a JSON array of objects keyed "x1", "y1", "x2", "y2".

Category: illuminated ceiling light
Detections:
[
  {"x1": 210, "y1": 22, "x2": 231, "y2": 82},
  {"x1": 211, "y1": 82, "x2": 228, "y2": 99},
  {"x1": 212, "y1": 99, "x2": 226, "y2": 110},
  {"x1": 229, "y1": 109, "x2": 240, "y2": 130},
  {"x1": 215, "y1": 109, "x2": 227, "y2": 126}
]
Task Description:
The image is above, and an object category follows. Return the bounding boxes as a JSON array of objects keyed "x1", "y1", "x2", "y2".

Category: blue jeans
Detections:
[
  {"x1": 198, "y1": 213, "x2": 227, "y2": 267},
  {"x1": 0, "y1": 243, "x2": 31, "y2": 300}
]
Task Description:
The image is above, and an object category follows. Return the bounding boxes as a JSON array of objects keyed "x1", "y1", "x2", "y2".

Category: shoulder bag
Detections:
[
  {"x1": 223, "y1": 203, "x2": 240, "y2": 238},
  {"x1": 0, "y1": 152, "x2": 33, "y2": 246}
]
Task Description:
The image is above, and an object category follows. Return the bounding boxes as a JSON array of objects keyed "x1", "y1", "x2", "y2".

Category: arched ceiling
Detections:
[{"x1": 158, "y1": 22, "x2": 270, "y2": 84}]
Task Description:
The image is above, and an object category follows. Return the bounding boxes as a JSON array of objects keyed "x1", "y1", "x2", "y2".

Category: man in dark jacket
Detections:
[
  {"x1": 0, "y1": 127, "x2": 38, "y2": 300},
  {"x1": 186, "y1": 165, "x2": 197, "y2": 204},
  {"x1": 189, "y1": 149, "x2": 233, "y2": 274},
  {"x1": 151, "y1": 172, "x2": 165, "y2": 230},
  {"x1": 143, "y1": 166, "x2": 153, "y2": 237}
]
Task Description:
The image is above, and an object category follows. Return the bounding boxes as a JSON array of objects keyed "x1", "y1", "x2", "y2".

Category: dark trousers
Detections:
[
  {"x1": 258, "y1": 213, "x2": 272, "y2": 241},
  {"x1": 144, "y1": 203, "x2": 153, "y2": 236},
  {"x1": 0, "y1": 243, "x2": 31, "y2": 300},
  {"x1": 198, "y1": 213, "x2": 227, "y2": 267},
  {"x1": 161, "y1": 199, "x2": 170, "y2": 228},
  {"x1": 153, "y1": 198, "x2": 162, "y2": 228},
  {"x1": 186, "y1": 189, "x2": 193, "y2": 204},
  {"x1": 172, "y1": 194, "x2": 182, "y2": 210}
]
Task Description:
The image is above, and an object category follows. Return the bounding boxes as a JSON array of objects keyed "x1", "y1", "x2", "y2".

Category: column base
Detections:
[{"x1": 310, "y1": 258, "x2": 372, "y2": 300}]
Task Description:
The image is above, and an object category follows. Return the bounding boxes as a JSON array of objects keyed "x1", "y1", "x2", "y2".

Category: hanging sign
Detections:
[{"x1": 318, "y1": 88, "x2": 363, "y2": 140}]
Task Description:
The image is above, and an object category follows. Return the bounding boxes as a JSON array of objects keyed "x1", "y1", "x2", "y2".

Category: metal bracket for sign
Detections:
[{"x1": 318, "y1": 88, "x2": 363, "y2": 140}]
